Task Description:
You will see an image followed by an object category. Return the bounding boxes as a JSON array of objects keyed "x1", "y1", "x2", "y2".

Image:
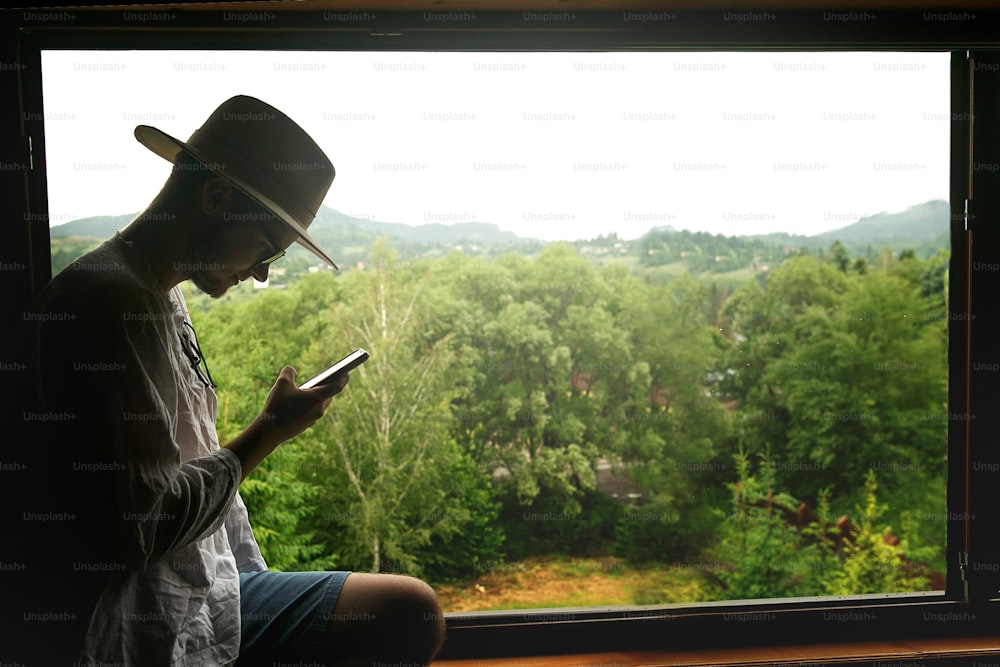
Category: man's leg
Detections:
[
  {"x1": 324, "y1": 572, "x2": 446, "y2": 666},
  {"x1": 237, "y1": 570, "x2": 444, "y2": 666}
]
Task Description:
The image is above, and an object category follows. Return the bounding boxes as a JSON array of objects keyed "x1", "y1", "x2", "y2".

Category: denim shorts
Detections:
[{"x1": 236, "y1": 570, "x2": 351, "y2": 665}]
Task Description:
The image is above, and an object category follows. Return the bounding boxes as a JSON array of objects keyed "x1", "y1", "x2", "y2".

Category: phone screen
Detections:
[{"x1": 299, "y1": 348, "x2": 369, "y2": 389}]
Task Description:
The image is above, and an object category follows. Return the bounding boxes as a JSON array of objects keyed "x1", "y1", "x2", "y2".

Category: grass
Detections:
[{"x1": 435, "y1": 555, "x2": 713, "y2": 612}]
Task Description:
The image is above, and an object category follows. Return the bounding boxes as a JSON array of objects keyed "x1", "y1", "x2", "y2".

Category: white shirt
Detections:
[{"x1": 25, "y1": 236, "x2": 266, "y2": 666}]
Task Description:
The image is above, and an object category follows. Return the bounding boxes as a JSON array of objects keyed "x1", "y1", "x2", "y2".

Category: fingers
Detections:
[
  {"x1": 320, "y1": 379, "x2": 346, "y2": 408},
  {"x1": 306, "y1": 374, "x2": 346, "y2": 423},
  {"x1": 307, "y1": 371, "x2": 351, "y2": 399},
  {"x1": 260, "y1": 367, "x2": 346, "y2": 442},
  {"x1": 288, "y1": 368, "x2": 349, "y2": 424}
]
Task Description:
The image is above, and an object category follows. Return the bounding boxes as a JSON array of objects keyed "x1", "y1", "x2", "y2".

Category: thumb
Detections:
[{"x1": 278, "y1": 366, "x2": 298, "y2": 383}]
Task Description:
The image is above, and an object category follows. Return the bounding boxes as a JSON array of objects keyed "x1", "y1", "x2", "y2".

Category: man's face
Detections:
[{"x1": 186, "y1": 206, "x2": 298, "y2": 299}]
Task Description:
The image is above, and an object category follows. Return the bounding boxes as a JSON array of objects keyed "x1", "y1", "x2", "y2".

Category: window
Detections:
[
  {"x1": 41, "y1": 46, "x2": 952, "y2": 603},
  {"x1": 7, "y1": 8, "x2": 998, "y2": 662}
]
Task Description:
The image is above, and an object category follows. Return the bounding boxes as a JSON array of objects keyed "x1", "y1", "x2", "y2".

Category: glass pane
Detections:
[{"x1": 42, "y1": 50, "x2": 950, "y2": 609}]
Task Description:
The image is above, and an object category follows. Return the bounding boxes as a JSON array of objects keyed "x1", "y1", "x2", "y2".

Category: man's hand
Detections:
[
  {"x1": 256, "y1": 366, "x2": 348, "y2": 444},
  {"x1": 224, "y1": 366, "x2": 349, "y2": 481}
]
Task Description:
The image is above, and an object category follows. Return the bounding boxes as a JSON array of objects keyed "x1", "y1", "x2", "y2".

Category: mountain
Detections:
[
  {"x1": 49, "y1": 200, "x2": 950, "y2": 249},
  {"x1": 46, "y1": 205, "x2": 549, "y2": 275},
  {"x1": 49, "y1": 206, "x2": 535, "y2": 246},
  {"x1": 47, "y1": 200, "x2": 950, "y2": 268},
  {"x1": 50, "y1": 213, "x2": 135, "y2": 238},
  {"x1": 314, "y1": 208, "x2": 532, "y2": 245},
  {"x1": 809, "y1": 200, "x2": 949, "y2": 250}
]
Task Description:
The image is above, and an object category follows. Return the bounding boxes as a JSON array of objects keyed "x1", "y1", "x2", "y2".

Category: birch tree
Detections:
[{"x1": 299, "y1": 239, "x2": 497, "y2": 576}]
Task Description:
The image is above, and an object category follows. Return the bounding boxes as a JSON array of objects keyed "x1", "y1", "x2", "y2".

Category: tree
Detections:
[
  {"x1": 606, "y1": 272, "x2": 733, "y2": 561},
  {"x1": 720, "y1": 251, "x2": 947, "y2": 562},
  {"x1": 821, "y1": 470, "x2": 929, "y2": 595},
  {"x1": 447, "y1": 246, "x2": 611, "y2": 514},
  {"x1": 300, "y1": 239, "x2": 500, "y2": 577},
  {"x1": 711, "y1": 450, "x2": 929, "y2": 600},
  {"x1": 828, "y1": 240, "x2": 851, "y2": 273},
  {"x1": 190, "y1": 272, "x2": 345, "y2": 570},
  {"x1": 709, "y1": 447, "x2": 825, "y2": 599}
]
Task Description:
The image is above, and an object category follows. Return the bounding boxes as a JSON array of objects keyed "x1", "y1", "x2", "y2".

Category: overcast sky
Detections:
[{"x1": 40, "y1": 50, "x2": 949, "y2": 242}]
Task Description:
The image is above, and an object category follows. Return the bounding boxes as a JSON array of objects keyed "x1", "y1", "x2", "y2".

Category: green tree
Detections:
[
  {"x1": 608, "y1": 272, "x2": 732, "y2": 560},
  {"x1": 190, "y1": 272, "x2": 344, "y2": 570},
  {"x1": 709, "y1": 448, "x2": 827, "y2": 599},
  {"x1": 720, "y1": 252, "x2": 947, "y2": 558},
  {"x1": 821, "y1": 470, "x2": 929, "y2": 594},
  {"x1": 447, "y1": 246, "x2": 612, "y2": 514},
  {"x1": 828, "y1": 240, "x2": 851, "y2": 273},
  {"x1": 300, "y1": 239, "x2": 500, "y2": 577}
]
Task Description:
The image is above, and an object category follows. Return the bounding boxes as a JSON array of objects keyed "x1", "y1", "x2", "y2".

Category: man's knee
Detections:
[
  {"x1": 368, "y1": 574, "x2": 445, "y2": 650},
  {"x1": 330, "y1": 573, "x2": 445, "y2": 663}
]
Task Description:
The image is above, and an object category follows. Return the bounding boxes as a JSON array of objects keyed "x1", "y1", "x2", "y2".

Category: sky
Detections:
[{"x1": 40, "y1": 50, "x2": 950, "y2": 242}]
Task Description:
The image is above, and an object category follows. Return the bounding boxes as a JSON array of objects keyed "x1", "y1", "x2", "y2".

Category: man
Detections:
[{"x1": 10, "y1": 96, "x2": 444, "y2": 666}]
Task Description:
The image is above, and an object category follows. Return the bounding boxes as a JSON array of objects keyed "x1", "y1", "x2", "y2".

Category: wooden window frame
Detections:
[{"x1": 2, "y1": 8, "x2": 999, "y2": 662}]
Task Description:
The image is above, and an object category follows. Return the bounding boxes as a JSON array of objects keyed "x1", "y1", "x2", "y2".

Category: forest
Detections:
[{"x1": 171, "y1": 234, "x2": 950, "y2": 610}]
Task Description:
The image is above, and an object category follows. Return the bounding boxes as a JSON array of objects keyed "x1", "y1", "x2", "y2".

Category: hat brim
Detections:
[{"x1": 135, "y1": 124, "x2": 339, "y2": 271}]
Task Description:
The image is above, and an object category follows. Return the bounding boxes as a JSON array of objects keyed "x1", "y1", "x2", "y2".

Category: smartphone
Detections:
[{"x1": 299, "y1": 348, "x2": 369, "y2": 389}]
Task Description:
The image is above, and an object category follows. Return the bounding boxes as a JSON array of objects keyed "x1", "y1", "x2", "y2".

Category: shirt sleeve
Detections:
[
  {"x1": 35, "y1": 277, "x2": 243, "y2": 572},
  {"x1": 225, "y1": 492, "x2": 269, "y2": 573}
]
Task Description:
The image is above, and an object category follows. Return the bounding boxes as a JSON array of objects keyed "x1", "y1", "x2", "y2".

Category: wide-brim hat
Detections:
[{"x1": 134, "y1": 95, "x2": 338, "y2": 269}]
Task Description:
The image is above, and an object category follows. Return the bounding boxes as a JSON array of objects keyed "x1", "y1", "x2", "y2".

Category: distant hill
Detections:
[
  {"x1": 47, "y1": 199, "x2": 950, "y2": 279},
  {"x1": 47, "y1": 205, "x2": 550, "y2": 275},
  {"x1": 636, "y1": 199, "x2": 949, "y2": 275},
  {"x1": 48, "y1": 200, "x2": 950, "y2": 251},
  {"x1": 314, "y1": 208, "x2": 530, "y2": 246},
  {"x1": 50, "y1": 213, "x2": 135, "y2": 238},
  {"x1": 809, "y1": 200, "x2": 949, "y2": 251},
  {"x1": 51, "y1": 206, "x2": 535, "y2": 246}
]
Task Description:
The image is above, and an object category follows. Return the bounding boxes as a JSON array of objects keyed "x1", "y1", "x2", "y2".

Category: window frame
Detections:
[{"x1": 4, "y1": 7, "x2": 997, "y2": 661}]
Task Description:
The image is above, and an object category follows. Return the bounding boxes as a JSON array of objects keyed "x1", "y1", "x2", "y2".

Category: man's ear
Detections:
[{"x1": 201, "y1": 177, "x2": 234, "y2": 216}]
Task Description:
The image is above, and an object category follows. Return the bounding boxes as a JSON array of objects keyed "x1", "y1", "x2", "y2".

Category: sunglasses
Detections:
[{"x1": 254, "y1": 225, "x2": 286, "y2": 269}]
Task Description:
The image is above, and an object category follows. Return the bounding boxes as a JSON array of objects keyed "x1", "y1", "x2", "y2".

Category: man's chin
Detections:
[{"x1": 191, "y1": 273, "x2": 231, "y2": 299}]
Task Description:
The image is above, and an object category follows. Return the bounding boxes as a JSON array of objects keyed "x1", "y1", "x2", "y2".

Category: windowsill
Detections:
[
  {"x1": 432, "y1": 635, "x2": 1000, "y2": 666},
  {"x1": 434, "y1": 597, "x2": 1000, "y2": 664}
]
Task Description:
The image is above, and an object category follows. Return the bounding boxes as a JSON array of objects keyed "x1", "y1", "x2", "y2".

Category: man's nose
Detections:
[{"x1": 249, "y1": 263, "x2": 270, "y2": 282}]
